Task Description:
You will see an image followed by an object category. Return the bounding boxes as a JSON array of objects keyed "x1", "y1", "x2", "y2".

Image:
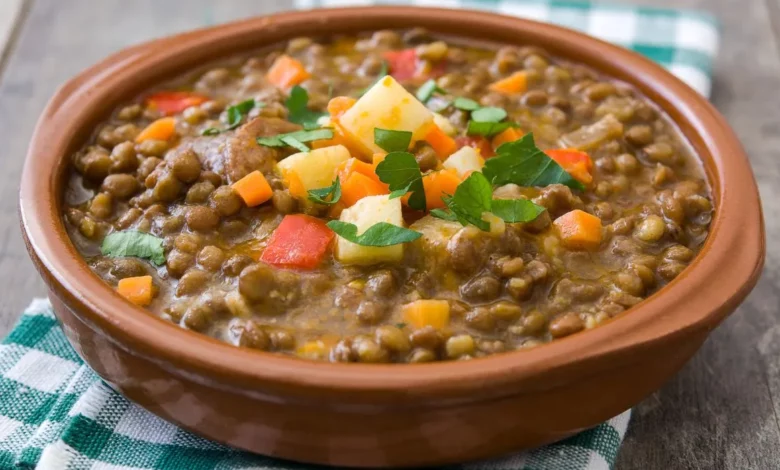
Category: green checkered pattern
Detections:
[
  {"x1": 1, "y1": 300, "x2": 631, "y2": 469},
  {"x1": 291, "y1": 0, "x2": 719, "y2": 97}
]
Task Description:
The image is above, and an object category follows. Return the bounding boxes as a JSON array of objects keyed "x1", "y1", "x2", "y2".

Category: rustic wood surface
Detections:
[{"x1": 0, "y1": 0, "x2": 777, "y2": 468}]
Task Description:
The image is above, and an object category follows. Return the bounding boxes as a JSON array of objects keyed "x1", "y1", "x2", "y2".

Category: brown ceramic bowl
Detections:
[{"x1": 19, "y1": 6, "x2": 764, "y2": 468}]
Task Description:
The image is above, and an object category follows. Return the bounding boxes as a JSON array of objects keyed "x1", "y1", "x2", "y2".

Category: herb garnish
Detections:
[
  {"x1": 101, "y1": 231, "x2": 165, "y2": 266},
  {"x1": 280, "y1": 135, "x2": 310, "y2": 153},
  {"x1": 286, "y1": 85, "x2": 327, "y2": 129},
  {"x1": 416, "y1": 79, "x2": 446, "y2": 103},
  {"x1": 374, "y1": 128, "x2": 412, "y2": 153},
  {"x1": 226, "y1": 99, "x2": 258, "y2": 130},
  {"x1": 431, "y1": 172, "x2": 546, "y2": 231},
  {"x1": 257, "y1": 128, "x2": 334, "y2": 148},
  {"x1": 326, "y1": 221, "x2": 422, "y2": 247},
  {"x1": 490, "y1": 198, "x2": 547, "y2": 223},
  {"x1": 471, "y1": 106, "x2": 507, "y2": 123},
  {"x1": 483, "y1": 133, "x2": 584, "y2": 190},
  {"x1": 466, "y1": 121, "x2": 516, "y2": 137},
  {"x1": 200, "y1": 99, "x2": 261, "y2": 135},
  {"x1": 374, "y1": 151, "x2": 426, "y2": 211},
  {"x1": 307, "y1": 178, "x2": 341, "y2": 205},
  {"x1": 453, "y1": 97, "x2": 480, "y2": 111}
]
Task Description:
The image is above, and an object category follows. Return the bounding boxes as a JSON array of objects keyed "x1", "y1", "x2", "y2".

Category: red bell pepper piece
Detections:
[
  {"x1": 455, "y1": 135, "x2": 494, "y2": 158},
  {"x1": 383, "y1": 49, "x2": 447, "y2": 81},
  {"x1": 545, "y1": 149, "x2": 594, "y2": 185},
  {"x1": 260, "y1": 215, "x2": 335, "y2": 269},
  {"x1": 145, "y1": 91, "x2": 209, "y2": 115}
]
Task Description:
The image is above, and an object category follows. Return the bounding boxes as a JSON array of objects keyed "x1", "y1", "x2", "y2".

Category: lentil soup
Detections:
[{"x1": 63, "y1": 29, "x2": 712, "y2": 364}]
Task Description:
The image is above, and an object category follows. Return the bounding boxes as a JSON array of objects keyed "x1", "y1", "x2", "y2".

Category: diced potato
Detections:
[
  {"x1": 432, "y1": 112, "x2": 456, "y2": 136},
  {"x1": 276, "y1": 145, "x2": 350, "y2": 192},
  {"x1": 443, "y1": 146, "x2": 485, "y2": 178},
  {"x1": 559, "y1": 114, "x2": 623, "y2": 151},
  {"x1": 402, "y1": 300, "x2": 450, "y2": 329},
  {"x1": 339, "y1": 76, "x2": 434, "y2": 156},
  {"x1": 335, "y1": 195, "x2": 405, "y2": 265}
]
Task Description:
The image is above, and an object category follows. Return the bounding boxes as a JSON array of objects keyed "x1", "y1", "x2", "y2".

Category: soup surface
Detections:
[{"x1": 64, "y1": 30, "x2": 712, "y2": 363}]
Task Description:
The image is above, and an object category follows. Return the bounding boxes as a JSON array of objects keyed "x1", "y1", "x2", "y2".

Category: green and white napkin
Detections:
[{"x1": 1, "y1": 1, "x2": 719, "y2": 468}]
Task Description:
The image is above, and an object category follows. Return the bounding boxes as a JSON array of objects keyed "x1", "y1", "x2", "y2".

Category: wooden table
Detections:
[{"x1": 1, "y1": 1, "x2": 777, "y2": 468}]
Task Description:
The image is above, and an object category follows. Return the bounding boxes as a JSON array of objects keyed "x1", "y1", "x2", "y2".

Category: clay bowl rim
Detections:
[{"x1": 20, "y1": 6, "x2": 764, "y2": 404}]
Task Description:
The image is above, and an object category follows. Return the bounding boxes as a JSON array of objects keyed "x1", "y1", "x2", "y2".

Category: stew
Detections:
[{"x1": 63, "y1": 29, "x2": 713, "y2": 363}]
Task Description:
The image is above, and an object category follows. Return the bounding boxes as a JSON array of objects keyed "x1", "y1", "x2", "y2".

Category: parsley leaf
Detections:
[
  {"x1": 101, "y1": 231, "x2": 165, "y2": 266},
  {"x1": 430, "y1": 208, "x2": 458, "y2": 221},
  {"x1": 374, "y1": 128, "x2": 412, "y2": 153},
  {"x1": 471, "y1": 106, "x2": 507, "y2": 123},
  {"x1": 200, "y1": 99, "x2": 261, "y2": 135},
  {"x1": 326, "y1": 221, "x2": 422, "y2": 247},
  {"x1": 467, "y1": 120, "x2": 516, "y2": 137},
  {"x1": 226, "y1": 99, "x2": 259, "y2": 130},
  {"x1": 395, "y1": 322, "x2": 408, "y2": 329},
  {"x1": 280, "y1": 135, "x2": 310, "y2": 153},
  {"x1": 437, "y1": 172, "x2": 546, "y2": 231},
  {"x1": 442, "y1": 172, "x2": 493, "y2": 231},
  {"x1": 491, "y1": 198, "x2": 546, "y2": 223},
  {"x1": 307, "y1": 178, "x2": 341, "y2": 205},
  {"x1": 416, "y1": 79, "x2": 446, "y2": 103},
  {"x1": 374, "y1": 151, "x2": 426, "y2": 211},
  {"x1": 286, "y1": 85, "x2": 327, "y2": 129},
  {"x1": 483, "y1": 133, "x2": 584, "y2": 190},
  {"x1": 453, "y1": 97, "x2": 480, "y2": 111},
  {"x1": 257, "y1": 128, "x2": 333, "y2": 147}
]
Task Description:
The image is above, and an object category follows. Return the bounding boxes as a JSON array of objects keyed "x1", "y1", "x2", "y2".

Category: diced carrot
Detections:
[
  {"x1": 340, "y1": 171, "x2": 389, "y2": 207},
  {"x1": 491, "y1": 127, "x2": 523, "y2": 149},
  {"x1": 420, "y1": 169, "x2": 461, "y2": 209},
  {"x1": 402, "y1": 299, "x2": 451, "y2": 329},
  {"x1": 489, "y1": 71, "x2": 528, "y2": 95},
  {"x1": 553, "y1": 209, "x2": 603, "y2": 250},
  {"x1": 266, "y1": 55, "x2": 311, "y2": 89},
  {"x1": 116, "y1": 275, "x2": 153, "y2": 306},
  {"x1": 231, "y1": 170, "x2": 273, "y2": 207},
  {"x1": 338, "y1": 158, "x2": 386, "y2": 186},
  {"x1": 281, "y1": 170, "x2": 307, "y2": 199},
  {"x1": 135, "y1": 117, "x2": 176, "y2": 143},
  {"x1": 260, "y1": 214, "x2": 334, "y2": 269},
  {"x1": 424, "y1": 124, "x2": 458, "y2": 159},
  {"x1": 546, "y1": 149, "x2": 594, "y2": 185},
  {"x1": 145, "y1": 91, "x2": 209, "y2": 115},
  {"x1": 327, "y1": 96, "x2": 357, "y2": 121},
  {"x1": 455, "y1": 135, "x2": 494, "y2": 158}
]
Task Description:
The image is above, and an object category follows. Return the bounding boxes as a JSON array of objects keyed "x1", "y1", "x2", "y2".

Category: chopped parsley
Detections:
[
  {"x1": 101, "y1": 231, "x2": 165, "y2": 266},
  {"x1": 326, "y1": 221, "x2": 422, "y2": 247},
  {"x1": 307, "y1": 178, "x2": 341, "y2": 206}
]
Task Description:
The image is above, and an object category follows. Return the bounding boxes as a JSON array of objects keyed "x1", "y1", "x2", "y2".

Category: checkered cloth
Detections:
[{"x1": 2, "y1": 2, "x2": 719, "y2": 469}]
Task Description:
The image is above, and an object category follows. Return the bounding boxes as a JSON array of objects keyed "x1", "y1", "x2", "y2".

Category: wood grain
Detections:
[{"x1": 0, "y1": 0, "x2": 778, "y2": 468}]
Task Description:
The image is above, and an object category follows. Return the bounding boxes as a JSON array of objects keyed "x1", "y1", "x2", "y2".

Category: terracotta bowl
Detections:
[{"x1": 19, "y1": 6, "x2": 764, "y2": 468}]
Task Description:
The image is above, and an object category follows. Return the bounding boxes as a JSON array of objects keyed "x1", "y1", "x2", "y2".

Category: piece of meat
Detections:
[{"x1": 169, "y1": 117, "x2": 301, "y2": 184}]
